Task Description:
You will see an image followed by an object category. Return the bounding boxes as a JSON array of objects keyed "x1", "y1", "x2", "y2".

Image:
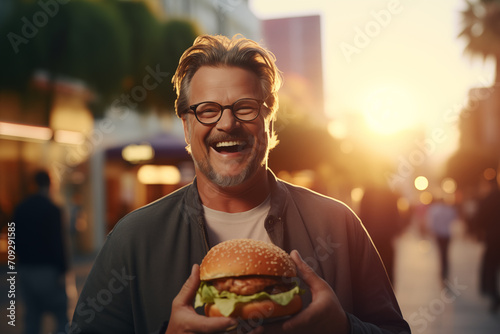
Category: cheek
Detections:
[
  {"x1": 184, "y1": 119, "x2": 204, "y2": 145},
  {"x1": 189, "y1": 126, "x2": 211, "y2": 153}
]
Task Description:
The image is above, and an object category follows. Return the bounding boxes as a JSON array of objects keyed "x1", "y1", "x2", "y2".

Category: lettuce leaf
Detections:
[{"x1": 195, "y1": 281, "x2": 303, "y2": 317}]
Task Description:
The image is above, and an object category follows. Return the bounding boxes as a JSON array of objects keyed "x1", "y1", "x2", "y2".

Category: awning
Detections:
[{"x1": 105, "y1": 132, "x2": 190, "y2": 163}]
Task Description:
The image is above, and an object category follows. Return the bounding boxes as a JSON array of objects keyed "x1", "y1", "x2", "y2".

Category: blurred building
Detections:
[
  {"x1": 260, "y1": 15, "x2": 347, "y2": 198},
  {"x1": 160, "y1": 0, "x2": 260, "y2": 40},
  {"x1": 447, "y1": 87, "x2": 500, "y2": 193},
  {"x1": 459, "y1": 87, "x2": 500, "y2": 153},
  {"x1": 262, "y1": 15, "x2": 325, "y2": 120}
]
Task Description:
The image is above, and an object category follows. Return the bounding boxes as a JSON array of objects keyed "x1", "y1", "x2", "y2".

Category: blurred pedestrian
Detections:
[
  {"x1": 474, "y1": 178, "x2": 500, "y2": 313},
  {"x1": 426, "y1": 197, "x2": 458, "y2": 281},
  {"x1": 359, "y1": 186, "x2": 402, "y2": 284},
  {"x1": 13, "y1": 170, "x2": 69, "y2": 334}
]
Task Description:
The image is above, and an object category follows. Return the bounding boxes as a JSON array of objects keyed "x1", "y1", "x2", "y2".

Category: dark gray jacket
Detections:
[{"x1": 70, "y1": 172, "x2": 410, "y2": 333}]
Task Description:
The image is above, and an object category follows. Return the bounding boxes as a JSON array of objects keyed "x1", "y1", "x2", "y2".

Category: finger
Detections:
[
  {"x1": 287, "y1": 252, "x2": 347, "y2": 333},
  {"x1": 190, "y1": 315, "x2": 238, "y2": 334},
  {"x1": 290, "y1": 250, "x2": 323, "y2": 290},
  {"x1": 174, "y1": 264, "x2": 200, "y2": 305}
]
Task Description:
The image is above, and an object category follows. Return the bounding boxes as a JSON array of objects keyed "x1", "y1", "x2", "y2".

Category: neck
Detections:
[{"x1": 197, "y1": 168, "x2": 270, "y2": 213}]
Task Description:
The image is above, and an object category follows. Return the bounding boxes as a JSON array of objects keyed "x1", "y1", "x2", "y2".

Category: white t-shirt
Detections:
[{"x1": 203, "y1": 196, "x2": 271, "y2": 247}]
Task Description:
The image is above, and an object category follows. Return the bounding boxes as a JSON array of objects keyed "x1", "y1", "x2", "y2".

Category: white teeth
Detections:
[{"x1": 215, "y1": 141, "x2": 245, "y2": 147}]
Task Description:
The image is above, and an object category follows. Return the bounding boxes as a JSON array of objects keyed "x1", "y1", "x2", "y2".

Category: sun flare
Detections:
[{"x1": 361, "y1": 86, "x2": 421, "y2": 135}]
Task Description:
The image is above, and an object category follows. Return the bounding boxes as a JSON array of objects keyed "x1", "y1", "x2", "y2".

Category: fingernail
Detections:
[
  {"x1": 293, "y1": 249, "x2": 303, "y2": 260},
  {"x1": 226, "y1": 319, "x2": 238, "y2": 331}
]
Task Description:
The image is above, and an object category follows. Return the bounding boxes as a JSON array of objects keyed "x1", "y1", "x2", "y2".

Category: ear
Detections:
[
  {"x1": 181, "y1": 116, "x2": 192, "y2": 154},
  {"x1": 265, "y1": 116, "x2": 274, "y2": 137},
  {"x1": 181, "y1": 116, "x2": 190, "y2": 145},
  {"x1": 266, "y1": 117, "x2": 279, "y2": 151}
]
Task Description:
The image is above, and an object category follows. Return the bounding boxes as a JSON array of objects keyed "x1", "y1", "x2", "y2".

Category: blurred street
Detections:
[
  {"x1": 1, "y1": 220, "x2": 499, "y2": 333},
  {"x1": 0, "y1": 252, "x2": 95, "y2": 334},
  {"x1": 394, "y1": 220, "x2": 500, "y2": 334}
]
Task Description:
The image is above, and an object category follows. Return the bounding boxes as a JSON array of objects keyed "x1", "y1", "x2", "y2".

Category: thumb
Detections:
[
  {"x1": 174, "y1": 264, "x2": 200, "y2": 306},
  {"x1": 290, "y1": 250, "x2": 325, "y2": 292}
]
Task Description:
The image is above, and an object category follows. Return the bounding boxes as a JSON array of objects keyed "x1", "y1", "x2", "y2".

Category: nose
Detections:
[{"x1": 215, "y1": 107, "x2": 239, "y2": 131}]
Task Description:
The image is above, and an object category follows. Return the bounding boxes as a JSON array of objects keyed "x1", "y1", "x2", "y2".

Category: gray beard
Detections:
[
  {"x1": 192, "y1": 140, "x2": 269, "y2": 187},
  {"x1": 193, "y1": 156, "x2": 259, "y2": 187}
]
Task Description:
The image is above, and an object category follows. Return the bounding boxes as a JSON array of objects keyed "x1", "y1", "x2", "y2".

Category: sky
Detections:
[{"x1": 249, "y1": 0, "x2": 495, "y2": 168}]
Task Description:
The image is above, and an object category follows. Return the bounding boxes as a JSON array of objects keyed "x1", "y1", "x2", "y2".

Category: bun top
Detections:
[{"x1": 200, "y1": 239, "x2": 297, "y2": 280}]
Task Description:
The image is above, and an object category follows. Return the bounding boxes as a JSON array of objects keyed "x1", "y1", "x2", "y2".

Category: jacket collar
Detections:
[{"x1": 267, "y1": 169, "x2": 288, "y2": 220}]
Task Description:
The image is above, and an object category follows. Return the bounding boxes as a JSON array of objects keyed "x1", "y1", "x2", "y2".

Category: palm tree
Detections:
[
  {"x1": 447, "y1": 0, "x2": 500, "y2": 190},
  {"x1": 459, "y1": 0, "x2": 500, "y2": 83}
]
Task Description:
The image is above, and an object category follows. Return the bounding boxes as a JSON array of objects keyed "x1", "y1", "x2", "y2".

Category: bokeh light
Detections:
[
  {"x1": 419, "y1": 191, "x2": 433, "y2": 205},
  {"x1": 441, "y1": 177, "x2": 457, "y2": 194},
  {"x1": 137, "y1": 165, "x2": 181, "y2": 185},
  {"x1": 397, "y1": 197, "x2": 410, "y2": 213},
  {"x1": 414, "y1": 176, "x2": 429, "y2": 191},
  {"x1": 483, "y1": 167, "x2": 496, "y2": 181},
  {"x1": 351, "y1": 187, "x2": 364, "y2": 203},
  {"x1": 122, "y1": 144, "x2": 155, "y2": 163}
]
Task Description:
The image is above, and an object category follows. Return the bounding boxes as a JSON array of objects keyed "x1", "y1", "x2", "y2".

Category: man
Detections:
[
  {"x1": 70, "y1": 35, "x2": 410, "y2": 334},
  {"x1": 359, "y1": 186, "x2": 402, "y2": 284},
  {"x1": 14, "y1": 170, "x2": 68, "y2": 334},
  {"x1": 426, "y1": 197, "x2": 458, "y2": 281},
  {"x1": 475, "y1": 178, "x2": 500, "y2": 313}
]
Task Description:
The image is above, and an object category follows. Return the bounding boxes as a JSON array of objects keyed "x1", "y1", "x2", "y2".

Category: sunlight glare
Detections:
[
  {"x1": 327, "y1": 120, "x2": 348, "y2": 139},
  {"x1": 362, "y1": 86, "x2": 420, "y2": 135}
]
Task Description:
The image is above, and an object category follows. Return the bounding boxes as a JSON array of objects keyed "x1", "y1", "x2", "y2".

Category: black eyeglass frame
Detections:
[{"x1": 187, "y1": 98, "x2": 266, "y2": 125}]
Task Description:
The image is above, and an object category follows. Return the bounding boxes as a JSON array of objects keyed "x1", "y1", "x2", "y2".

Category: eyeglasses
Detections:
[{"x1": 187, "y1": 98, "x2": 265, "y2": 125}]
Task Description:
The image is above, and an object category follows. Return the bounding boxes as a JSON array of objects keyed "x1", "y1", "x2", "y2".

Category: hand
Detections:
[
  {"x1": 165, "y1": 264, "x2": 238, "y2": 334},
  {"x1": 251, "y1": 250, "x2": 349, "y2": 334}
]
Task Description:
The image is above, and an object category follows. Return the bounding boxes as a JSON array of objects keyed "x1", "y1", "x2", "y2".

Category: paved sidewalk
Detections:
[{"x1": 394, "y1": 221, "x2": 500, "y2": 334}]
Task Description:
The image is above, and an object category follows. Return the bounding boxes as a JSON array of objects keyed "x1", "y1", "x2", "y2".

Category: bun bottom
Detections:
[{"x1": 205, "y1": 294, "x2": 302, "y2": 320}]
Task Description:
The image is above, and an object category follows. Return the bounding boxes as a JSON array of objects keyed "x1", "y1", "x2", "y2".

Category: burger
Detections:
[{"x1": 194, "y1": 239, "x2": 303, "y2": 320}]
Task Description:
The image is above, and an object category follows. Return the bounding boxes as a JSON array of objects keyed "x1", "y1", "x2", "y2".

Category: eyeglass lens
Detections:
[{"x1": 195, "y1": 99, "x2": 260, "y2": 123}]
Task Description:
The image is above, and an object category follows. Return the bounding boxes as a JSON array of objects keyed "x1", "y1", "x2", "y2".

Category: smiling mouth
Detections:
[{"x1": 212, "y1": 140, "x2": 249, "y2": 153}]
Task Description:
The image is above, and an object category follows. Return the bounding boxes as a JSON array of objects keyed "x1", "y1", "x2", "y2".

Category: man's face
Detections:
[{"x1": 182, "y1": 66, "x2": 271, "y2": 187}]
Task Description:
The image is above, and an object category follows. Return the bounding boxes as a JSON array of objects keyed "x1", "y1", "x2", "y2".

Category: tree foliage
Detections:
[
  {"x1": 459, "y1": 0, "x2": 500, "y2": 83},
  {"x1": 149, "y1": 19, "x2": 201, "y2": 112},
  {"x1": 0, "y1": 0, "x2": 201, "y2": 119}
]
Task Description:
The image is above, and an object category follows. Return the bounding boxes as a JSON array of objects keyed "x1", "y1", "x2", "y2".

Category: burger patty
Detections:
[{"x1": 211, "y1": 276, "x2": 295, "y2": 296}]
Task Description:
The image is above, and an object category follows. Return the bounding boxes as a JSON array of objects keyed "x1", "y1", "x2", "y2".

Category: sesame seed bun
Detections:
[{"x1": 200, "y1": 239, "x2": 297, "y2": 280}]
